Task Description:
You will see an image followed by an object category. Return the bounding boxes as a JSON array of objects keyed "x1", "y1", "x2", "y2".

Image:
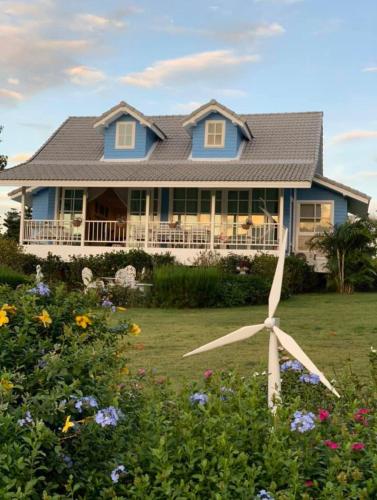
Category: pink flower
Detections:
[
  {"x1": 351, "y1": 442, "x2": 365, "y2": 451},
  {"x1": 203, "y1": 369, "x2": 213, "y2": 380},
  {"x1": 137, "y1": 368, "x2": 146, "y2": 377},
  {"x1": 318, "y1": 409, "x2": 330, "y2": 421},
  {"x1": 354, "y1": 408, "x2": 370, "y2": 426},
  {"x1": 305, "y1": 480, "x2": 314, "y2": 487},
  {"x1": 324, "y1": 440, "x2": 340, "y2": 449}
]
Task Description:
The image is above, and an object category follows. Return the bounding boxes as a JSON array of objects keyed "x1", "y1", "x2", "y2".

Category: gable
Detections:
[
  {"x1": 191, "y1": 112, "x2": 244, "y2": 159},
  {"x1": 103, "y1": 114, "x2": 158, "y2": 160}
]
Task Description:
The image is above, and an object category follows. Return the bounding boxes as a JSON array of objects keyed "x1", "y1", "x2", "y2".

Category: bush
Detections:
[
  {"x1": 151, "y1": 266, "x2": 273, "y2": 308},
  {"x1": 0, "y1": 266, "x2": 29, "y2": 287},
  {"x1": 0, "y1": 235, "x2": 25, "y2": 271}
]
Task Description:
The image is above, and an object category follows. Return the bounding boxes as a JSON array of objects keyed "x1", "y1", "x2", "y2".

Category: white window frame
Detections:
[
  {"x1": 204, "y1": 120, "x2": 225, "y2": 148},
  {"x1": 115, "y1": 121, "x2": 136, "y2": 149},
  {"x1": 295, "y1": 200, "x2": 334, "y2": 252}
]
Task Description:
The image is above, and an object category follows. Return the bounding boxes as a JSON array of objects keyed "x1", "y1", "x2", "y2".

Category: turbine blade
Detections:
[
  {"x1": 183, "y1": 324, "x2": 265, "y2": 357},
  {"x1": 273, "y1": 326, "x2": 340, "y2": 397},
  {"x1": 268, "y1": 227, "x2": 288, "y2": 318}
]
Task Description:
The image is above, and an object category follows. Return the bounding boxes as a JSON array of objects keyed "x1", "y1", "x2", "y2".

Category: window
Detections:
[
  {"x1": 200, "y1": 191, "x2": 222, "y2": 214},
  {"x1": 204, "y1": 120, "x2": 225, "y2": 148},
  {"x1": 62, "y1": 189, "x2": 83, "y2": 220},
  {"x1": 129, "y1": 189, "x2": 158, "y2": 223},
  {"x1": 297, "y1": 202, "x2": 332, "y2": 251},
  {"x1": 252, "y1": 189, "x2": 279, "y2": 215},
  {"x1": 115, "y1": 121, "x2": 135, "y2": 149},
  {"x1": 227, "y1": 191, "x2": 249, "y2": 216}
]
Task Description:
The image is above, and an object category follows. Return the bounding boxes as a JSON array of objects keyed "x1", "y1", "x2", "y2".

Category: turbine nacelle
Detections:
[{"x1": 264, "y1": 317, "x2": 279, "y2": 330}]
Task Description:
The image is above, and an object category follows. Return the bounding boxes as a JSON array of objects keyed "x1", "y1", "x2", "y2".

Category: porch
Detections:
[{"x1": 19, "y1": 186, "x2": 284, "y2": 260}]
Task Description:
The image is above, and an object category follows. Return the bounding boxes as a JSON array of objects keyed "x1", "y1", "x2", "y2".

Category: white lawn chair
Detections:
[
  {"x1": 115, "y1": 266, "x2": 137, "y2": 288},
  {"x1": 82, "y1": 267, "x2": 104, "y2": 293}
]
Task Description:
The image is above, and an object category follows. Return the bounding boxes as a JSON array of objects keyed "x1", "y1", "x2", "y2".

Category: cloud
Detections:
[
  {"x1": 0, "y1": 88, "x2": 24, "y2": 105},
  {"x1": 363, "y1": 66, "x2": 377, "y2": 73},
  {"x1": 7, "y1": 78, "x2": 19, "y2": 85},
  {"x1": 8, "y1": 153, "x2": 32, "y2": 165},
  {"x1": 72, "y1": 13, "x2": 126, "y2": 31},
  {"x1": 218, "y1": 23, "x2": 285, "y2": 43},
  {"x1": 331, "y1": 130, "x2": 377, "y2": 144},
  {"x1": 121, "y1": 50, "x2": 260, "y2": 88},
  {"x1": 173, "y1": 101, "x2": 204, "y2": 113},
  {"x1": 65, "y1": 66, "x2": 107, "y2": 86}
]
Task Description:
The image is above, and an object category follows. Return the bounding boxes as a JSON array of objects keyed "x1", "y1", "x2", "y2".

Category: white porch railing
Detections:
[{"x1": 23, "y1": 220, "x2": 279, "y2": 250}]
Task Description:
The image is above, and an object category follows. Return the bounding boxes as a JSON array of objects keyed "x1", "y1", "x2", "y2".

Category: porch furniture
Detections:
[
  {"x1": 82, "y1": 267, "x2": 104, "y2": 293},
  {"x1": 115, "y1": 266, "x2": 137, "y2": 288}
]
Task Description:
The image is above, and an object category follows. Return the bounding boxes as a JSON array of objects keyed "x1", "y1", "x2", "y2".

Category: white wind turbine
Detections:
[{"x1": 184, "y1": 227, "x2": 340, "y2": 410}]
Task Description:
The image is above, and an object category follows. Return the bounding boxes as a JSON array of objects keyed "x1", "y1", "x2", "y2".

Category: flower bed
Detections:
[{"x1": 0, "y1": 283, "x2": 377, "y2": 497}]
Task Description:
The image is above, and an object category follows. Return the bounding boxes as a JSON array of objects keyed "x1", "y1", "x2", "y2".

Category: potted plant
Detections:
[
  {"x1": 169, "y1": 220, "x2": 178, "y2": 229},
  {"x1": 241, "y1": 217, "x2": 253, "y2": 230},
  {"x1": 72, "y1": 217, "x2": 82, "y2": 227},
  {"x1": 116, "y1": 216, "x2": 127, "y2": 228}
]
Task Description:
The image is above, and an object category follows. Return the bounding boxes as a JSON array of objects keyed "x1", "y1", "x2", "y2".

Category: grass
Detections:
[{"x1": 120, "y1": 293, "x2": 377, "y2": 386}]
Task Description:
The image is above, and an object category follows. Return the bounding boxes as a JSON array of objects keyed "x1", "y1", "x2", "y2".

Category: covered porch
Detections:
[{"x1": 19, "y1": 186, "x2": 284, "y2": 259}]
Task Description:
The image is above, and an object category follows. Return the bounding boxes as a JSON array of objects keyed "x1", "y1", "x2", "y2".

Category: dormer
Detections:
[
  {"x1": 182, "y1": 100, "x2": 253, "y2": 159},
  {"x1": 94, "y1": 101, "x2": 166, "y2": 160}
]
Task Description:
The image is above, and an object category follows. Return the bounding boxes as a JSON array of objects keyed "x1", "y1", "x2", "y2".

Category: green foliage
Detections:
[
  {"x1": 0, "y1": 283, "x2": 141, "y2": 498},
  {"x1": 3, "y1": 207, "x2": 32, "y2": 241},
  {"x1": 310, "y1": 219, "x2": 377, "y2": 293},
  {"x1": 151, "y1": 266, "x2": 272, "y2": 308},
  {"x1": 0, "y1": 266, "x2": 29, "y2": 287},
  {"x1": 0, "y1": 235, "x2": 26, "y2": 271}
]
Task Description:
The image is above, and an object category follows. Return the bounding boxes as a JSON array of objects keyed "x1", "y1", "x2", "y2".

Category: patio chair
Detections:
[
  {"x1": 82, "y1": 267, "x2": 104, "y2": 293},
  {"x1": 115, "y1": 266, "x2": 137, "y2": 288}
]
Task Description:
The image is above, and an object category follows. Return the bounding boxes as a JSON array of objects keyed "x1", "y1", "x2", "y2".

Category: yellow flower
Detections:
[
  {"x1": 1, "y1": 304, "x2": 16, "y2": 315},
  {"x1": 36, "y1": 310, "x2": 52, "y2": 328},
  {"x1": 120, "y1": 366, "x2": 130, "y2": 375},
  {"x1": 129, "y1": 323, "x2": 141, "y2": 336},
  {"x1": 0, "y1": 310, "x2": 9, "y2": 327},
  {"x1": 0, "y1": 378, "x2": 14, "y2": 391},
  {"x1": 62, "y1": 415, "x2": 75, "y2": 433},
  {"x1": 75, "y1": 315, "x2": 92, "y2": 329},
  {"x1": 117, "y1": 306, "x2": 127, "y2": 312}
]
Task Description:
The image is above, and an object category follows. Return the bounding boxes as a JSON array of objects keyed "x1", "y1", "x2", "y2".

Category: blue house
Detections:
[{"x1": 0, "y1": 100, "x2": 370, "y2": 270}]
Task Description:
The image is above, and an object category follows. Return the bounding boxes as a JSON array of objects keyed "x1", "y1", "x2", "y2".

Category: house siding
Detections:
[
  {"x1": 32, "y1": 188, "x2": 56, "y2": 219},
  {"x1": 104, "y1": 115, "x2": 157, "y2": 159},
  {"x1": 191, "y1": 112, "x2": 243, "y2": 158},
  {"x1": 283, "y1": 188, "x2": 293, "y2": 251},
  {"x1": 296, "y1": 185, "x2": 347, "y2": 225}
]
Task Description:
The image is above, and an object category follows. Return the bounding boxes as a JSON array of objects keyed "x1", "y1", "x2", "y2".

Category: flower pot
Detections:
[{"x1": 72, "y1": 218, "x2": 82, "y2": 227}]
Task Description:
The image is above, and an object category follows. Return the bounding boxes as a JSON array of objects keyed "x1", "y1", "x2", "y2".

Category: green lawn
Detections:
[{"x1": 121, "y1": 293, "x2": 377, "y2": 385}]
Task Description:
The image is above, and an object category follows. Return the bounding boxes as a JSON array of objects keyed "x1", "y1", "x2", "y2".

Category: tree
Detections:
[
  {"x1": 3, "y1": 207, "x2": 32, "y2": 241},
  {"x1": 310, "y1": 219, "x2": 377, "y2": 293},
  {"x1": 0, "y1": 125, "x2": 7, "y2": 171}
]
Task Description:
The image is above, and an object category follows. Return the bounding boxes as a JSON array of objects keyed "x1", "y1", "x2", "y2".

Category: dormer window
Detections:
[
  {"x1": 204, "y1": 120, "x2": 225, "y2": 148},
  {"x1": 115, "y1": 121, "x2": 136, "y2": 149}
]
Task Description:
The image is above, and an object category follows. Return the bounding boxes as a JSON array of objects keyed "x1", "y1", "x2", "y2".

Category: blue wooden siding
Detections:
[
  {"x1": 296, "y1": 185, "x2": 348, "y2": 225},
  {"x1": 104, "y1": 114, "x2": 157, "y2": 159},
  {"x1": 32, "y1": 188, "x2": 56, "y2": 219},
  {"x1": 191, "y1": 112, "x2": 243, "y2": 158}
]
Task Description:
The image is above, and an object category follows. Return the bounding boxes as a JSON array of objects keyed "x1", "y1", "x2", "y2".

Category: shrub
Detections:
[
  {"x1": 0, "y1": 235, "x2": 25, "y2": 271},
  {"x1": 219, "y1": 253, "x2": 253, "y2": 274},
  {"x1": 217, "y1": 274, "x2": 272, "y2": 307},
  {"x1": 0, "y1": 266, "x2": 29, "y2": 287},
  {"x1": 152, "y1": 266, "x2": 222, "y2": 307}
]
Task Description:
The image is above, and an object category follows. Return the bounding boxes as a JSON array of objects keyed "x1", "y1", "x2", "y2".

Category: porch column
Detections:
[
  {"x1": 19, "y1": 186, "x2": 26, "y2": 245},
  {"x1": 144, "y1": 189, "x2": 150, "y2": 248},
  {"x1": 278, "y1": 188, "x2": 284, "y2": 249},
  {"x1": 210, "y1": 190, "x2": 216, "y2": 251},
  {"x1": 81, "y1": 188, "x2": 87, "y2": 247}
]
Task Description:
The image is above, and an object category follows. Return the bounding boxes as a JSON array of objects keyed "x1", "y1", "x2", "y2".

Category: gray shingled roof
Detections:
[{"x1": 0, "y1": 110, "x2": 323, "y2": 183}]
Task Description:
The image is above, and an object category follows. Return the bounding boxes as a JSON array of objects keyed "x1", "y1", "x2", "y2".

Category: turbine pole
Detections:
[{"x1": 268, "y1": 327, "x2": 281, "y2": 412}]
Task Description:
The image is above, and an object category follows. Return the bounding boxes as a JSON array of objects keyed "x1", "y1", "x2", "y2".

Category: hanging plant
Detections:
[
  {"x1": 169, "y1": 221, "x2": 178, "y2": 229},
  {"x1": 72, "y1": 217, "x2": 82, "y2": 227},
  {"x1": 116, "y1": 217, "x2": 127, "y2": 228}
]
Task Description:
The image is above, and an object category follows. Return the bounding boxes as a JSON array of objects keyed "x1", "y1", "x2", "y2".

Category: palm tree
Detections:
[{"x1": 310, "y1": 219, "x2": 376, "y2": 293}]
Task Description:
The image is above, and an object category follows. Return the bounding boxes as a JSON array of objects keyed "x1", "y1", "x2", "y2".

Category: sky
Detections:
[{"x1": 0, "y1": 0, "x2": 376, "y2": 222}]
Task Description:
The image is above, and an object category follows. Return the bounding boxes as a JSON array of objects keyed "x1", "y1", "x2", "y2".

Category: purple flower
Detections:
[
  {"x1": 102, "y1": 299, "x2": 113, "y2": 309},
  {"x1": 28, "y1": 283, "x2": 50, "y2": 297},
  {"x1": 18, "y1": 411, "x2": 33, "y2": 427},
  {"x1": 189, "y1": 392, "x2": 208, "y2": 406},
  {"x1": 111, "y1": 464, "x2": 126, "y2": 483},
  {"x1": 299, "y1": 373, "x2": 320, "y2": 385},
  {"x1": 280, "y1": 360, "x2": 304, "y2": 372},
  {"x1": 290, "y1": 411, "x2": 316, "y2": 433},
  {"x1": 63, "y1": 454, "x2": 73, "y2": 468},
  {"x1": 95, "y1": 406, "x2": 123, "y2": 427},
  {"x1": 257, "y1": 490, "x2": 274, "y2": 500},
  {"x1": 72, "y1": 396, "x2": 98, "y2": 412}
]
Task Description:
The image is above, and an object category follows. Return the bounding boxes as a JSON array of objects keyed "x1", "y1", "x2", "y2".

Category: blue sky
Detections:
[{"x1": 0, "y1": 0, "x2": 376, "y2": 218}]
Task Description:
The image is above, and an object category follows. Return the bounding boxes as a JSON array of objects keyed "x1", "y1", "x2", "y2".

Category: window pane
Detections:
[
  {"x1": 201, "y1": 200, "x2": 210, "y2": 213},
  {"x1": 207, "y1": 134, "x2": 215, "y2": 145},
  {"x1": 74, "y1": 199, "x2": 83, "y2": 212},
  {"x1": 174, "y1": 188, "x2": 185, "y2": 200},
  {"x1": 64, "y1": 199, "x2": 71, "y2": 212},
  {"x1": 266, "y1": 201, "x2": 278, "y2": 214},
  {"x1": 207, "y1": 123, "x2": 215, "y2": 133},
  {"x1": 173, "y1": 200, "x2": 185, "y2": 213},
  {"x1": 252, "y1": 201, "x2": 263, "y2": 214},
  {"x1": 239, "y1": 191, "x2": 249, "y2": 201},
  {"x1": 300, "y1": 204, "x2": 315, "y2": 218},
  {"x1": 187, "y1": 189, "x2": 198, "y2": 200},
  {"x1": 228, "y1": 191, "x2": 238, "y2": 201},
  {"x1": 228, "y1": 201, "x2": 238, "y2": 213},
  {"x1": 253, "y1": 188, "x2": 264, "y2": 200},
  {"x1": 214, "y1": 134, "x2": 222, "y2": 145},
  {"x1": 215, "y1": 122, "x2": 223, "y2": 133},
  {"x1": 266, "y1": 188, "x2": 279, "y2": 200},
  {"x1": 239, "y1": 200, "x2": 249, "y2": 215},
  {"x1": 299, "y1": 221, "x2": 315, "y2": 232},
  {"x1": 186, "y1": 200, "x2": 198, "y2": 214}
]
